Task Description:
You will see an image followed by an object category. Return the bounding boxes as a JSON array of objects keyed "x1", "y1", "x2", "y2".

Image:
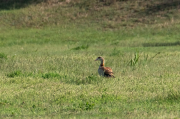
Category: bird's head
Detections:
[{"x1": 95, "y1": 56, "x2": 104, "y2": 62}]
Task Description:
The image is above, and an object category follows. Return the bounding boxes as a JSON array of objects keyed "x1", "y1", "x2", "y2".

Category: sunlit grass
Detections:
[
  {"x1": 1, "y1": 0, "x2": 180, "y2": 117},
  {"x1": 0, "y1": 24, "x2": 180, "y2": 118}
]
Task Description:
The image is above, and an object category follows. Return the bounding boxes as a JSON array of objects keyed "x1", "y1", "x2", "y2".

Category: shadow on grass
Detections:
[
  {"x1": 6, "y1": 71, "x2": 102, "y2": 85},
  {"x1": 42, "y1": 73, "x2": 104, "y2": 85},
  {"x1": 144, "y1": 0, "x2": 180, "y2": 15},
  {"x1": 0, "y1": 0, "x2": 47, "y2": 10},
  {"x1": 143, "y1": 41, "x2": 180, "y2": 47},
  {"x1": 150, "y1": 90, "x2": 180, "y2": 104}
]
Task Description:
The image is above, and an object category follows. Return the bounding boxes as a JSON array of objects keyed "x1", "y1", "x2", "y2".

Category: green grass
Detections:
[
  {"x1": 1, "y1": 24, "x2": 180, "y2": 118},
  {"x1": 1, "y1": 0, "x2": 180, "y2": 118}
]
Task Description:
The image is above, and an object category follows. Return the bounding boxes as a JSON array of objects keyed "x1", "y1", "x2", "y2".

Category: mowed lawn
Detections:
[{"x1": 1, "y1": 24, "x2": 180, "y2": 118}]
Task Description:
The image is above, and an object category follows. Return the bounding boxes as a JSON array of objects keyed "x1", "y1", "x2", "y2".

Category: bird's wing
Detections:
[{"x1": 100, "y1": 66, "x2": 114, "y2": 75}]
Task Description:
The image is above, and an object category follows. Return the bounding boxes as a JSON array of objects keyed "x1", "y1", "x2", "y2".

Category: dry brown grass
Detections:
[{"x1": 1, "y1": 0, "x2": 180, "y2": 29}]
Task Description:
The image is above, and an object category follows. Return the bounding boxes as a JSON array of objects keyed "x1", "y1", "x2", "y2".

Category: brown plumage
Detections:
[{"x1": 95, "y1": 56, "x2": 115, "y2": 78}]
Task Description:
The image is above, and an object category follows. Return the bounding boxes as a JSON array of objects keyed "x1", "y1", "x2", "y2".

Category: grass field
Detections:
[{"x1": 1, "y1": 0, "x2": 180, "y2": 118}]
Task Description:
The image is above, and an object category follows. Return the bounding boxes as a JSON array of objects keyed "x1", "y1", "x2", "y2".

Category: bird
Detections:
[{"x1": 95, "y1": 56, "x2": 115, "y2": 78}]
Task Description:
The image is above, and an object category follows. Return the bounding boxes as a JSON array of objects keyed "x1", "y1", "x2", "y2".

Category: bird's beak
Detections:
[{"x1": 95, "y1": 58, "x2": 98, "y2": 61}]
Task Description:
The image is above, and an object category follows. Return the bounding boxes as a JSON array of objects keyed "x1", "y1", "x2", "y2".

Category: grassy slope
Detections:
[{"x1": 1, "y1": 0, "x2": 180, "y2": 118}]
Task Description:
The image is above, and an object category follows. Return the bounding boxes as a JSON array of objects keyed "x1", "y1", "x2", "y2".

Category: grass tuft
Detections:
[
  {"x1": 78, "y1": 102, "x2": 95, "y2": 110},
  {"x1": 6, "y1": 70, "x2": 22, "y2": 78},
  {"x1": 69, "y1": 74, "x2": 100, "y2": 85},
  {"x1": 85, "y1": 74, "x2": 99, "y2": 84},
  {"x1": 0, "y1": 53, "x2": 7, "y2": 60},
  {"x1": 129, "y1": 52, "x2": 140, "y2": 66},
  {"x1": 110, "y1": 48, "x2": 121, "y2": 56},
  {"x1": 42, "y1": 72, "x2": 62, "y2": 79},
  {"x1": 72, "y1": 45, "x2": 89, "y2": 50},
  {"x1": 166, "y1": 90, "x2": 180, "y2": 101}
]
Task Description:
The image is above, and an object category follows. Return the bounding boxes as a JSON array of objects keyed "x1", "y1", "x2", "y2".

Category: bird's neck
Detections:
[{"x1": 100, "y1": 60, "x2": 104, "y2": 66}]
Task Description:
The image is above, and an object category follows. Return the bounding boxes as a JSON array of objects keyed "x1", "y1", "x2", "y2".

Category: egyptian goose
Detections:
[{"x1": 95, "y1": 56, "x2": 115, "y2": 78}]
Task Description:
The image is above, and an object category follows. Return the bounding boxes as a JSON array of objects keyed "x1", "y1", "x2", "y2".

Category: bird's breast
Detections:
[{"x1": 98, "y1": 68, "x2": 104, "y2": 76}]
